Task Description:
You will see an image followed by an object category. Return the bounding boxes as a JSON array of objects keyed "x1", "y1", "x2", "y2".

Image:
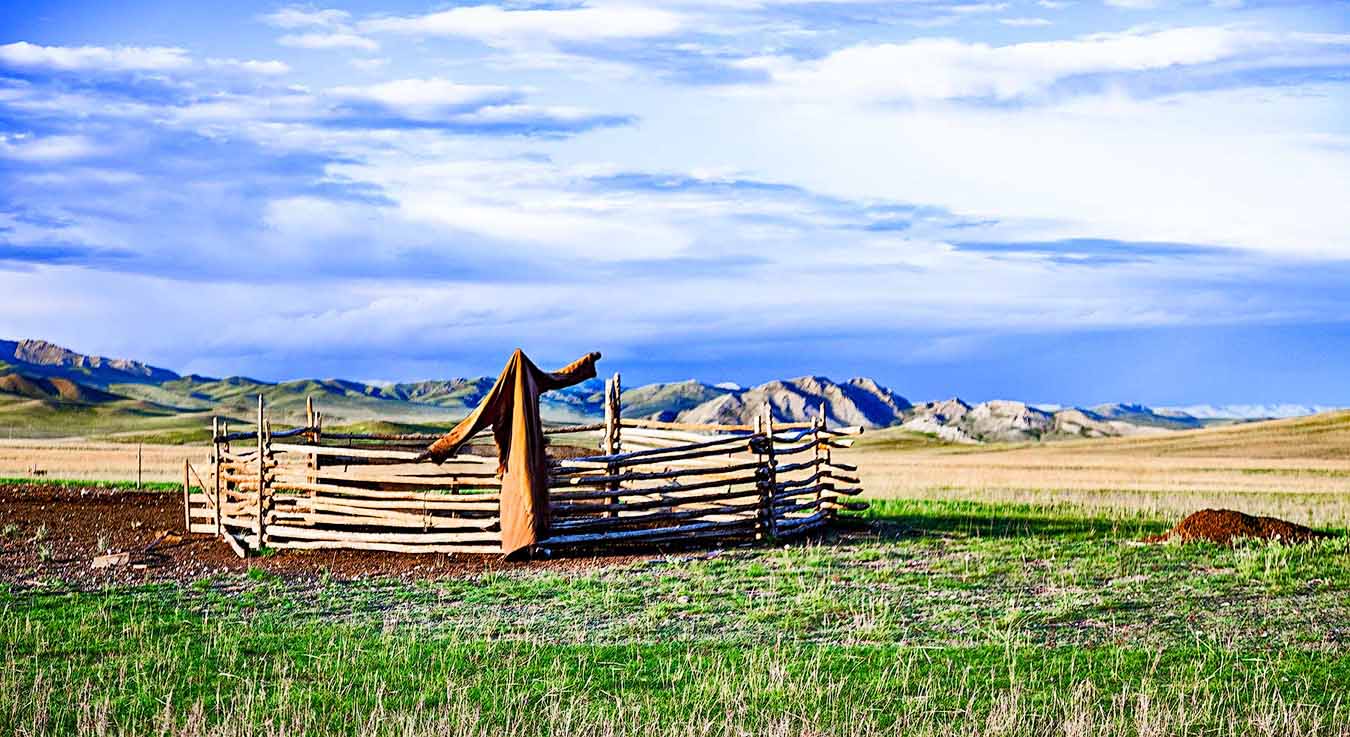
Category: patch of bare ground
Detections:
[{"x1": 0, "y1": 483, "x2": 649, "y2": 588}]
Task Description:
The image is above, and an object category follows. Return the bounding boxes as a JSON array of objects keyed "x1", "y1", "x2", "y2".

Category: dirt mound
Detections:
[{"x1": 1149, "y1": 509, "x2": 1333, "y2": 545}]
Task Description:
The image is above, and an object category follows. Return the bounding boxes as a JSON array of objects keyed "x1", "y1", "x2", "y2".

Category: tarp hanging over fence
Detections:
[{"x1": 422, "y1": 349, "x2": 601, "y2": 556}]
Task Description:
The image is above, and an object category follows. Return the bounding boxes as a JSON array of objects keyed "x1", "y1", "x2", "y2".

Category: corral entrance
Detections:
[{"x1": 184, "y1": 371, "x2": 865, "y2": 557}]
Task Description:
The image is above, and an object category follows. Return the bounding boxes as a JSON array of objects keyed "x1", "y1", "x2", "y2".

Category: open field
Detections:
[
  {"x1": 2, "y1": 496, "x2": 1349, "y2": 736},
  {"x1": 842, "y1": 410, "x2": 1350, "y2": 527},
  {"x1": 0, "y1": 440, "x2": 211, "y2": 484},
  {"x1": 1, "y1": 413, "x2": 1348, "y2": 734}
]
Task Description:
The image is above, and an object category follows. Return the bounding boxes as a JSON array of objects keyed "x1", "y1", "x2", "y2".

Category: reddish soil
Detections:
[
  {"x1": 1149, "y1": 508, "x2": 1334, "y2": 545},
  {"x1": 0, "y1": 483, "x2": 650, "y2": 589}
]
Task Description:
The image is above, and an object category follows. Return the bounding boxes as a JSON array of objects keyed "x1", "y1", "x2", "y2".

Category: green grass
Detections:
[
  {"x1": 851, "y1": 426, "x2": 961, "y2": 451},
  {"x1": 0, "y1": 476, "x2": 185, "y2": 492},
  {"x1": 0, "y1": 394, "x2": 220, "y2": 441},
  {"x1": 104, "y1": 427, "x2": 218, "y2": 445},
  {"x1": 2, "y1": 499, "x2": 1348, "y2": 735}
]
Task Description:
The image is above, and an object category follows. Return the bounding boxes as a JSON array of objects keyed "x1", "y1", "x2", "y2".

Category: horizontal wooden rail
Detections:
[{"x1": 555, "y1": 460, "x2": 763, "y2": 487}]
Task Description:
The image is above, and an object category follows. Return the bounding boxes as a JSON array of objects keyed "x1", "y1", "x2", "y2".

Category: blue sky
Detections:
[{"x1": 2, "y1": 0, "x2": 1349, "y2": 405}]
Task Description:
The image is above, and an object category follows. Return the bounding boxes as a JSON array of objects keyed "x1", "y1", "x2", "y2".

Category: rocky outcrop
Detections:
[
  {"x1": 621, "y1": 380, "x2": 734, "y2": 421},
  {"x1": 675, "y1": 376, "x2": 911, "y2": 429},
  {"x1": 900, "y1": 399, "x2": 1175, "y2": 443},
  {"x1": 1, "y1": 338, "x2": 179, "y2": 386},
  {"x1": 1089, "y1": 403, "x2": 1205, "y2": 430},
  {"x1": 1053, "y1": 408, "x2": 1165, "y2": 439}
]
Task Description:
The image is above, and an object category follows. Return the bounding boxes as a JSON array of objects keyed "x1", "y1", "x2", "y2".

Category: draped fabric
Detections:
[{"x1": 423, "y1": 349, "x2": 601, "y2": 556}]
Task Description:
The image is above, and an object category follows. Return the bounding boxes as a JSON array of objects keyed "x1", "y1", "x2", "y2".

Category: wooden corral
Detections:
[{"x1": 185, "y1": 374, "x2": 866, "y2": 557}]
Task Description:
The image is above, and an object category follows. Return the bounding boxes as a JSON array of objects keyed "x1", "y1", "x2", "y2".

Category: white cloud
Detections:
[
  {"x1": 657, "y1": 82, "x2": 1350, "y2": 258},
  {"x1": 0, "y1": 42, "x2": 290, "y2": 77},
  {"x1": 279, "y1": 32, "x2": 379, "y2": 52},
  {"x1": 328, "y1": 78, "x2": 517, "y2": 117},
  {"x1": 206, "y1": 58, "x2": 291, "y2": 75},
  {"x1": 349, "y1": 57, "x2": 389, "y2": 72},
  {"x1": 260, "y1": 7, "x2": 351, "y2": 29},
  {"x1": 0, "y1": 41, "x2": 190, "y2": 72},
  {"x1": 734, "y1": 27, "x2": 1350, "y2": 103},
  {"x1": 362, "y1": 4, "x2": 685, "y2": 45},
  {"x1": 0, "y1": 133, "x2": 101, "y2": 161},
  {"x1": 1038, "y1": 0, "x2": 1073, "y2": 8},
  {"x1": 949, "y1": 3, "x2": 1009, "y2": 14},
  {"x1": 1001, "y1": 17, "x2": 1053, "y2": 27},
  {"x1": 265, "y1": 6, "x2": 378, "y2": 52},
  {"x1": 1106, "y1": 0, "x2": 1161, "y2": 8}
]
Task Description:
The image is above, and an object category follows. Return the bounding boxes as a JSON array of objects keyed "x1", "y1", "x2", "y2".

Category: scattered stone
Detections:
[{"x1": 92, "y1": 552, "x2": 131, "y2": 568}]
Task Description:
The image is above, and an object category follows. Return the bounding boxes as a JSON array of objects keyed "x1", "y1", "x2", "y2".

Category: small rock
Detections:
[{"x1": 92, "y1": 552, "x2": 131, "y2": 569}]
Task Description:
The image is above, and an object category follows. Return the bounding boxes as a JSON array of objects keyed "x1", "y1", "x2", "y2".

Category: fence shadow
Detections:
[{"x1": 825, "y1": 505, "x2": 1160, "y2": 544}]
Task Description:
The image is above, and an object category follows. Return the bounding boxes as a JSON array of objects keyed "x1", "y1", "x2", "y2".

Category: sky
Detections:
[{"x1": 1, "y1": 0, "x2": 1349, "y2": 406}]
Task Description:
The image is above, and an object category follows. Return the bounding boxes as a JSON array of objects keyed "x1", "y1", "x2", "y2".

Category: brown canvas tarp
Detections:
[{"x1": 422, "y1": 349, "x2": 601, "y2": 555}]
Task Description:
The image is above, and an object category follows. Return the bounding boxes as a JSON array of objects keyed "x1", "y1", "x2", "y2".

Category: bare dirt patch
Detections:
[
  {"x1": 0, "y1": 482, "x2": 649, "y2": 588},
  {"x1": 1148, "y1": 508, "x2": 1335, "y2": 545}
]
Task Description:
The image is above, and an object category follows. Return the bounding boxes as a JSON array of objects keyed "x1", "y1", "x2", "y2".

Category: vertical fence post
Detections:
[
  {"x1": 814, "y1": 402, "x2": 825, "y2": 515},
  {"x1": 763, "y1": 401, "x2": 778, "y2": 540},
  {"x1": 753, "y1": 414, "x2": 766, "y2": 541},
  {"x1": 306, "y1": 395, "x2": 318, "y2": 482},
  {"x1": 603, "y1": 373, "x2": 621, "y2": 517},
  {"x1": 137, "y1": 443, "x2": 143, "y2": 490},
  {"x1": 212, "y1": 416, "x2": 222, "y2": 537},
  {"x1": 256, "y1": 394, "x2": 266, "y2": 551},
  {"x1": 820, "y1": 402, "x2": 834, "y2": 519},
  {"x1": 182, "y1": 458, "x2": 191, "y2": 532},
  {"x1": 314, "y1": 410, "x2": 323, "y2": 474},
  {"x1": 222, "y1": 419, "x2": 232, "y2": 542}
]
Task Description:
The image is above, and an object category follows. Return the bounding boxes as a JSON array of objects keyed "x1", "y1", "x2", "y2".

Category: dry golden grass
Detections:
[
  {"x1": 840, "y1": 410, "x2": 1350, "y2": 528},
  {"x1": 0, "y1": 440, "x2": 210, "y2": 484},
  {"x1": 4, "y1": 410, "x2": 1350, "y2": 527}
]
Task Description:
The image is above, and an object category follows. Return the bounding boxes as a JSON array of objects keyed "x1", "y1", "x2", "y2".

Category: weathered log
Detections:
[
  {"x1": 540, "y1": 516, "x2": 758, "y2": 546},
  {"x1": 269, "y1": 539, "x2": 500, "y2": 554},
  {"x1": 551, "y1": 485, "x2": 763, "y2": 516},
  {"x1": 547, "y1": 473, "x2": 759, "y2": 502},
  {"x1": 621, "y1": 417, "x2": 756, "y2": 432},
  {"x1": 264, "y1": 524, "x2": 498, "y2": 545},
  {"x1": 621, "y1": 427, "x2": 745, "y2": 444},
  {"x1": 269, "y1": 442, "x2": 424, "y2": 460},
  {"x1": 269, "y1": 509, "x2": 500, "y2": 531},
  {"x1": 775, "y1": 509, "x2": 829, "y2": 532},
  {"x1": 558, "y1": 460, "x2": 762, "y2": 487},
  {"x1": 556, "y1": 442, "x2": 754, "y2": 473},
  {"x1": 268, "y1": 480, "x2": 501, "y2": 507},
  {"x1": 550, "y1": 501, "x2": 760, "y2": 532}
]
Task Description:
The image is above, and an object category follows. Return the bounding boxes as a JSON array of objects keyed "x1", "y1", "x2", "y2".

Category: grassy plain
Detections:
[
  {"x1": 2, "y1": 414, "x2": 1349, "y2": 735},
  {"x1": 843, "y1": 410, "x2": 1350, "y2": 527},
  {"x1": 3, "y1": 499, "x2": 1349, "y2": 735},
  {"x1": 0, "y1": 439, "x2": 210, "y2": 484}
]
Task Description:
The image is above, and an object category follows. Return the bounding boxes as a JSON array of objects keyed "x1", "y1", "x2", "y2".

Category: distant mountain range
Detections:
[{"x1": 0, "y1": 338, "x2": 1342, "y2": 442}]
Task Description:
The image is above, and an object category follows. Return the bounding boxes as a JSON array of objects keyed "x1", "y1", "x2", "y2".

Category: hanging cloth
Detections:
[{"x1": 422, "y1": 349, "x2": 601, "y2": 556}]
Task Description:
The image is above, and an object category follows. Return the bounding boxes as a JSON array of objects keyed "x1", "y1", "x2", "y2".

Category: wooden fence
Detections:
[{"x1": 185, "y1": 374, "x2": 866, "y2": 557}]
